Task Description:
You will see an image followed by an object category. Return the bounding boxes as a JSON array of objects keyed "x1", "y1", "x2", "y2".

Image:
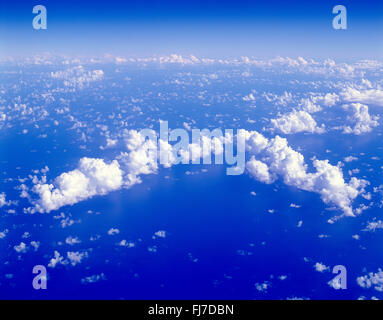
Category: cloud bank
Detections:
[{"x1": 30, "y1": 129, "x2": 368, "y2": 217}]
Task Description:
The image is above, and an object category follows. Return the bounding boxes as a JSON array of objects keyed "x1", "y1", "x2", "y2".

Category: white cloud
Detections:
[
  {"x1": 0, "y1": 229, "x2": 8, "y2": 239},
  {"x1": 31, "y1": 130, "x2": 166, "y2": 213},
  {"x1": 65, "y1": 236, "x2": 81, "y2": 245},
  {"x1": 30, "y1": 128, "x2": 368, "y2": 217},
  {"x1": 51, "y1": 66, "x2": 104, "y2": 88},
  {"x1": 321, "y1": 93, "x2": 340, "y2": 107},
  {"x1": 363, "y1": 220, "x2": 383, "y2": 232},
  {"x1": 107, "y1": 228, "x2": 120, "y2": 235},
  {"x1": 32, "y1": 158, "x2": 123, "y2": 213},
  {"x1": 30, "y1": 241, "x2": 40, "y2": 251},
  {"x1": 48, "y1": 250, "x2": 88, "y2": 268},
  {"x1": 344, "y1": 156, "x2": 358, "y2": 163},
  {"x1": 255, "y1": 281, "x2": 271, "y2": 292},
  {"x1": 154, "y1": 230, "x2": 166, "y2": 238},
  {"x1": 118, "y1": 240, "x2": 135, "y2": 247},
  {"x1": 67, "y1": 251, "x2": 88, "y2": 266},
  {"x1": 246, "y1": 158, "x2": 274, "y2": 184},
  {"x1": 263, "y1": 91, "x2": 293, "y2": 106},
  {"x1": 48, "y1": 251, "x2": 66, "y2": 268},
  {"x1": 342, "y1": 103, "x2": 379, "y2": 135},
  {"x1": 271, "y1": 110, "x2": 325, "y2": 134},
  {"x1": 328, "y1": 277, "x2": 342, "y2": 289},
  {"x1": 0, "y1": 193, "x2": 10, "y2": 207},
  {"x1": 244, "y1": 131, "x2": 368, "y2": 216},
  {"x1": 117, "y1": 129, "x2": 159, "y2": 187},
  {"x1": 14, "y1": 242, "x2": 27, "y2": 253},
  {"x1": 341, "y1": 87, "x2": 383, "y2": 106},
  {"x1": 299, "y1": 98, "x2": 322, "y2": 113},
  {"x1": 357, "y1": 269, "x2": 383, "y2": 292},
  {"x1": 314, "y1": 262, "x2": 329, "y2": 272},
  {"x1": 243, "y1": 93, "x2": 256, "y2": 101},
  {"x1": 81, "y1": 273, "x2": 106, "y2": 284}
]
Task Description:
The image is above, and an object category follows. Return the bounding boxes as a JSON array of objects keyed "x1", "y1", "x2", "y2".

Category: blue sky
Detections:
[{"x1": 1, "y1": 0, "x2": 382, "y2": 59}]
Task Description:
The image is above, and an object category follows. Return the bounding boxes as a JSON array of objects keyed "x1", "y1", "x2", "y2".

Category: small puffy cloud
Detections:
[
  {"x1": 271, "y1": 110, "x2": 325, "y2": 134},
  {"x1": 107, "y1": 228, "x2": 120, "y2": 235},
  {"x1": 0, "y1": 229, "x2": 9, "y2": 239},
  {"x1": 363, "y1": 220, "x2": 383, "y2": 232},
  {"x1": 118, "y1": 240, "x2": 135, "y2": 247},
  {"x1": 67, "y1": 251, "x2": 88, "y2": 266},
  {"x1": 357, "y1": 269, "x2": 383, "y2": 292},
  {"x1": 344, "y1": 156, "x2": 358, "y2": 163},
  {"x1": 314, "y1": 262, "x2": 329, "y2": 272},
  {"x1": 30, "y1": 241, "x2": 40, "y2": 251},
  {"x1": 65, "y1": 236, "x2": 81, "y2": 245},
  {"x1": 48, "y1": 250, "x2": 88, "y2": 268},
  {"x1": 255, "y1": 281, "x2": 271, "y2": 292},
  {"x1": 81, "y1": 273, "x2": 106, "y2": 284},
  {"x1": 154, "y1": 230, "x2": 166, "y2": 238},
  {"x1": 48, "y1": 251, "x2": 67, "y2": 268},
  {"x1": 14, "y1": 242, "x2": 27, "y2": 253},
  {"x1": 297, "y1": 221, "x2": 303, "y2": 227},
  {"x1": 342, "y1": 103, "x2": 379, "y2": 135},
  {"x1": 0, "y1": 193, "x2": 10, "y2": 207},
  {"x1": 243, "y1": 93, "x2": 256, "y2": 101}
]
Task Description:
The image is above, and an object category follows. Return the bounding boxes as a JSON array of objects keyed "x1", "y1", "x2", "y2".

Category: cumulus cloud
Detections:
[
  {"x1": 107, "y1": 228, "x2": 120, "y2": 235},
  {"x1": 344, "y1": 156, "x2": 358, "y2": 163},
  {"x1": 314, "y1": 262, "x2": 329, "y2": 272},
  {"x1": 31, "y1": 129, "x2": 172, "y2": 213},
  {"x1": 14, "y1": 242, "x2": 27, "y2": 253},
  {"x1": 363, "y1": 220, "x2": 383, "y2": 232},
  {"x1": 271, "y1": 110, "x2": 325, "y2": 134},
  {"x1": 51, "y1": 66, "x2": 104, "y2": 88},
  {"x1": 341, "y1": 87, "x2": 383, "y2": 106},
  {"x1": 263, "y1": 91, "x2": 293, "y2": 106},
  {"x1": 48, "y1": 250, "x2": 88, "y2": 268},
  {"x1": 0, "y1": 193, "x2": 11, "y2": 207},
  {"x1": 246, "y1": 158, "x2": 274, "y2": 184},
  {"x1": 33, "y1": 158, "x2": 123, "y2": 213},
  {"x1": 81, "y1": 273, "x2": 106, "y2": 284},
  {"x1": 321, "y1": 93, "x2": 340, "y2": 107},
  {"x1": 0, "y1": 229, "x2": 8, "y2": 239},
  {"x1": 243, "y1": 93, "x2": 256, "y2": 101},
  {"x1": 65, "y1": 236, "x2": 81, "y2": 245},
  {"x1": 243, "y1": 130, "x2": 368, "y2": 216},
  {"x1": 342, "y1": 103, "x2": 379, "y2": 135},
  {"x1": 357, "y1": 269, "x2": 383, "y2": 292},
  {"x1": 299, "y1": 98, "x2": 322, "y2": 113},
  {"x1": 30, "y1": 127, "x2": 368, "y2": 217}
]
